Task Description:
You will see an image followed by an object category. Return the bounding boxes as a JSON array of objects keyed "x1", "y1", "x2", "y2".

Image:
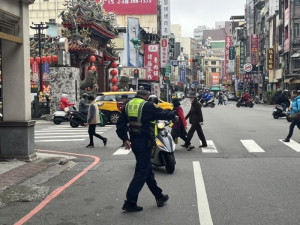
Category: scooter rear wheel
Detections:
[
  {"x1": 70, "y1": 121, "x2": 79, "y2": 128},
  {"x1": 164, "y1": 153, "x2": 175, "y2": 174}
]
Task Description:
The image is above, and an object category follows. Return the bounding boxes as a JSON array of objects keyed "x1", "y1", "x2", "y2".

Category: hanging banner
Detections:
[
  {"x1": 101, "y1": 0, "x2": 157, "y2": 15},
  {"x1": 225, "y1": 36, "x2": 232, "y2": 76},
  {"x1": 161, "y1": 0, "x2": 171, "y2": 36},
  {"x1": 240, "y1": 41, "x2": 246, "y2": 73},
  {"x1": 160, "y1": 38, "x2": 168, "y2": 68},
  {"x1": 42, "y1": 61, "x2": 50, "y2": 82},
  {"x1": 31, "y1": 61, "x2": 39, "y2": 84},
  {"x1": 180, "y1": 62, "x2": 186, "y2": 83},
  {"x1": 251, "y1": 34, "x2": 259, "y2": 65},
  {"x1": 144, "y1": 44, "x2": 160, "y2": 81},
  {"x1": 267, "y1": 48, "x2": 274, "y2": 70}
]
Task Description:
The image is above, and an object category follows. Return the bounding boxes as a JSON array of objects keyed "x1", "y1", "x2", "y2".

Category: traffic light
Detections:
[
  {"x1": 131, "y1": 38, "x2": 140, "y2": 49},
  {"x1": 133, "y1": 68, "x2": 139, "y2": 78},
  {"x1": 189, "y1": 58, "x2": 199, "y2": 63}
]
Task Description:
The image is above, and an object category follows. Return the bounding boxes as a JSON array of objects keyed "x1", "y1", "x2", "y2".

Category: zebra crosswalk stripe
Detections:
[
  {"x1": 240, "y1": 140, "x2": 265, "y2": 153},
  {"x1": 201, "y1": 140, "x2": 218, "y2": 153},
  {"x1": 280, "y1": 139, "x2": 300, "y2": 152},
  {"x1": 113, "y1": 148, "x2": 132, "y2": 155}
]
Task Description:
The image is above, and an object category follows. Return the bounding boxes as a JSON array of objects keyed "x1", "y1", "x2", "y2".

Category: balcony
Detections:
[{"x1": 255, "y1": 0, "x2": 265, "y2": 10}]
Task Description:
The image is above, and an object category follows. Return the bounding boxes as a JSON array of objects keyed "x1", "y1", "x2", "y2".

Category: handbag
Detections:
[
  {"x1": 99, "y1": 112, "x2": 104, "y2": 127},
  {"x1": 290, "y1": 100, "x2": 300, "y2": 120}
]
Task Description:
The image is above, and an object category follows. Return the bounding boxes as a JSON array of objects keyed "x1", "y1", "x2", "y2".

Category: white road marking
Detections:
[
  {"x1": 35, "y1": 133, "x2": 88, "y2": 135},
  {"x1": 113, "y1": 148, "x2": 132, "y2": 155},
  {"x1": 193, "y1": 161, "x2": 213, "y2": 225},
  {"x1": 35, "y1": 130, "x2": 96, "y2": 132},
  {"x1": 280, "y1": 139, "x2": 300, "y2": 152},
  {"x1": 240, "y1": 140, "x2": 265, "y2": 152},
  {"x1": 35, "y1": 135, "x2": 90, "y2": 138},
  {"x1": 35, "y1": 139, "x2": 86, "y2": 142},
  {"x1": 201, "y1": 140, "x2": 218, "y2": 153}
]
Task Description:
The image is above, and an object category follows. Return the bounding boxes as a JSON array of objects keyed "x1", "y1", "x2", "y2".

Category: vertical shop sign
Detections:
[
  {"x1": 225, "y1": 36, "x2": 232, "y2": 76},
  {"x1": 235, "y1": 46, "x2": 240, "y2": 78},
  {"x1": 211, "y1": 72, "x2": 220, "y2": 85},
  {"x1": 251, "y1": 34, "x2": 259, "y2": 65},
  {"x1": 144, "y1": 44, "x2": 160, "y2": 81},
  {"x1": 160, "y1": 38, "x2": 168, "y2": 68},
  {"x1": 267, "y1": 48, "x2": 274, "y2": 70},
  {"x1": 240, "y1": 41, "x2": 246, "y2": 73},
  {"x1": 161, "y1": 0, "x2": 170, "y2": 36},
  {"x1": 180, "y1": 62, "x2": 186, "y2": 83}
]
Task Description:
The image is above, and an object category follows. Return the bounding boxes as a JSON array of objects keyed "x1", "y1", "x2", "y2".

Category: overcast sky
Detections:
[{"x1": 170, "y1": 0, "x2": 247, "y2": 37}]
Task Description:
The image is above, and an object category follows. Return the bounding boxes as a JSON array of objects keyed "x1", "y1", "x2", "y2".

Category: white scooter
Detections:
[
  {"x1": 151, "y1": 121, "x2": 176, "y2": 174},
  {"x1": 52, "y1": 107, "x2": 74, "y2": 125}
]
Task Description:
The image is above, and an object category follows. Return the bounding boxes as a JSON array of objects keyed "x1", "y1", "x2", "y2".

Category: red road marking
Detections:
[{"x1": 14, "y1": 149, "x2": 100, "y2": 225}]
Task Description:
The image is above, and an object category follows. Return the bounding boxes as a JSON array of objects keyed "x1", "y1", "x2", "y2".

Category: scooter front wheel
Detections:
[
  {"x1": 164, "y1": 153, "x2": 175, "y2": 174},
  {"x1": 53, "y1": 117, "x2": 61, "y2": 125}
]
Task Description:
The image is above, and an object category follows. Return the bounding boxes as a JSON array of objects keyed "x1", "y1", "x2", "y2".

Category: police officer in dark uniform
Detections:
[{"x1": 116, "y1": 90, "x2": 177, "y2": 212}]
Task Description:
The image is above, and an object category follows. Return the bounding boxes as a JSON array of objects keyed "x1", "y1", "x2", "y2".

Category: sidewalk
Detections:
[{"x1": 0, "y1": 152, "x2": 75, "y2": 192}]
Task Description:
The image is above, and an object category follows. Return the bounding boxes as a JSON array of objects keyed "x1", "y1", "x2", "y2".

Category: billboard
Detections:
[
  {"x1": 144, "y1": 44, "x2": 160, "y2": 81},
  {"x1": 250, "y1": 34, "x2": 259, "y2": 65},
  {"x1": 100, "y1": 0, "x2": 157, "y2": 15},
  {"x1": 210, "y1": 73, "x2": 220, "y2": 85}
]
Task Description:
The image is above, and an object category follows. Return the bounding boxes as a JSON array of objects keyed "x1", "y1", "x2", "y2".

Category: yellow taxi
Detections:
[{"x1": 95, "y1": 91, "x2": 173, "y2": 124}]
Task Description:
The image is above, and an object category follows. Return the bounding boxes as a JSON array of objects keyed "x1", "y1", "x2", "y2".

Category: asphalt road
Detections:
[{"x1": 1, "y1": 100, "x2": 300, "y2": 225}]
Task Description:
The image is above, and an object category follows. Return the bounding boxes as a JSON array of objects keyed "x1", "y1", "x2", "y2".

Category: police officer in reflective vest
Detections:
[{"x1": 116, "y1": 90, "x2": 177, "y2": 212}]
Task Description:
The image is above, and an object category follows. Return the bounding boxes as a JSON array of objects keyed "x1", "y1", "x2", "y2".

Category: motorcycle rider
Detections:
[
  {"x1": 276, "y1": 90, "x2": 290, "y2": 111},
  {"x1": 59, "y1": 94, "x2": 74, "y2": 111},
  {"x1": 240, "y1": 92, "x2": 250, "y2": 104},
  {"x1": 201, "y1": 90, "x2": 211, "y2": 105},
  {"x1": 79, "y1": 93, "x2": 89, "y2": 116}
]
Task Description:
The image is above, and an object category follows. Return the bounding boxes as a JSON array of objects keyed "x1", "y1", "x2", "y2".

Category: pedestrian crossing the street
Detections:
[{"x1": 35, "y1": 125, "x2": 114, "y2": 143}]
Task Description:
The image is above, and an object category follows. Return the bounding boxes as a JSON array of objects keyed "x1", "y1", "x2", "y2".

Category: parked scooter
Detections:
[
  {"x1": 273, "y1": 104, "x2": 288, "y2": 119},
  {"x1": 151, "y1": 121, "x2": 176, "y2": 174},
  {"x1": 236, "y1": 98, "x2": 254, "y2": 108}
]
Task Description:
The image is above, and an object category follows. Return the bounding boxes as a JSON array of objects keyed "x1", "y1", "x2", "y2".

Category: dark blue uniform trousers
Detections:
[{"x1": 126, "y1": 136, "x2": 162, "y2": 204}]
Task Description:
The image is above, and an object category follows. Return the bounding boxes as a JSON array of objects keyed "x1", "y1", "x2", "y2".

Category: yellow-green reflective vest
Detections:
[{"x1": 125, "y1": 98, "x2": 146, "y2": 120}]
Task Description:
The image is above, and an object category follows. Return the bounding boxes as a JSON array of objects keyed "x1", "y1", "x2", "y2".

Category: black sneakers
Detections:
[
  {"x1": 103, "y1": 138, "x2": 108, "y2": 146},
  {"x1": 122, "y1": 201, "x2": 143, "y2": 212},
  {"x1": 86, "y1": 144, "x2": 94, "y2": 148},
  {"x1": 283, "y1": 139, "x2": 290, "y2": 142},
  {"x1": 156, "y1": 194, "x2": 169, "y2": 207}
]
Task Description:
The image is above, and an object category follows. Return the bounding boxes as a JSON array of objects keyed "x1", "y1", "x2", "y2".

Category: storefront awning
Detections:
[
  {"x1": 284, "y1": 78, "x2": 293, "y2": 83},
  {"x1": 210, "y1": 87, "x2": 221, "y2": 91},
  {"x1": 291, "y1": 53, "x2": 300, "y2": 58}
]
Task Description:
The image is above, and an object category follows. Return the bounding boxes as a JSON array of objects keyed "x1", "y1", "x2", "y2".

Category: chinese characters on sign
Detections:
[
  {"x1": 240, "y1": 41, "x2": 246, "y2": 73},
  {"x1": 225, "y1": 36, "x2": 232, "y2": 77},
  {"x1": 161, "y1": 0, "x2": 170, "y2": 36},
  {"x1": 144, "y1": 44, "x2": 160, "y2": 81},
  {"x1": 160, "y1": 38, "x2": 168, "y2": 68},
  {"x1": 211, "y1": 72, "x2": 220, "y2": 85},
  {"x1": 180, "y1": 63, "x2": 186, "y2": 83},
  {"x1": 102, "y1": 0, "x2": 157, "y2": 15},
  {"x1": 267, "y1": 48, "x2": 274, "y2": 70},
  {"x1": 235, "y1": 46, "x2": 240, "y2": 78},
  {"x1": 251, "y1": 34, "x2": 259, "y2": 65}
]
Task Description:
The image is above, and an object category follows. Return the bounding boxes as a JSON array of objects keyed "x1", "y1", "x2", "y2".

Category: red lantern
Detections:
[
  {"x1": 52, "y1": 55, "x2": 58, "y2": 63},
  {"x1": 111, "y1": 86, "x2": 118, "y2": 91},
  {"x1": 41, "y1": 56, "x2": 46, "y2": 64},
  {"x1": 110, "y1": 61, "x2": 118, "y2": 68},
  {"x1": 111, "y1": 77, "x2": 118, "y2": 85},
  {"x1": 30, "y1": 57, "x2": 34, "y2": 65},
  {"x1": 87, "y1": 66, "x2": 97, "y2": 71},
  {"x1": 89, "y1": 55, "x2": 96, "y2": 63},
  {"x1": 47, "y1": 56, "x2": 51, "y2": 63},
  {"x1": 110, "y1": 69, "x2": 118, "y2": 76},
  {"x1": 35, "y1": 57, "x2": 41, "y2": 64}
]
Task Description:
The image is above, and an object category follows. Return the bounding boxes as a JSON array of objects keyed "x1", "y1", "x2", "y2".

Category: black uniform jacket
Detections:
[{"x1": 116, "y1": 96, "x2": 176, "y2": 142}]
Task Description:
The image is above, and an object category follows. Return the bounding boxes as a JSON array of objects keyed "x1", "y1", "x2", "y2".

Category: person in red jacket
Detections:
[
  {"x1": 59, "y1": 94, "x2": 74, "y2": 110},
  {"x1": 241, "y1": 92, "x2": 250, "y2": 103},
  {"x1": 171, "y1": 98, "x2": 194, "y2": 151}
]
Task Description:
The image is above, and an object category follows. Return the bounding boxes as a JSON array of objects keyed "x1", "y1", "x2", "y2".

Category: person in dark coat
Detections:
[
  {"x1": 185, "y1": 92, "x2": 207, "y2": 148},
  {"x1": 171, "y1": 98, "x2": 194, "y2": 151}
]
